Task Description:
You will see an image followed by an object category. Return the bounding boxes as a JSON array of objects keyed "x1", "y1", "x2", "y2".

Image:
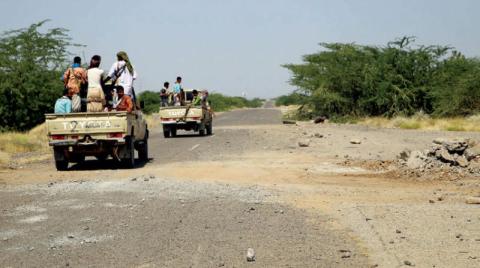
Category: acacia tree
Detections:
[
  {"x1": 283, "y1": 37, "x2": 480, "y2": 118},
  {"x1": 0, "y1": 20, "x2": 76, "y2": 131}
]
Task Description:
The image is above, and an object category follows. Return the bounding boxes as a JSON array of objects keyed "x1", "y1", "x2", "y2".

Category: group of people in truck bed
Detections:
[
  {"x1": 54, "y1": 51, "x2": 137, "y2": 114},
  {"x1": 159, "y1": 77, "x2": 209, "y2": 108}
]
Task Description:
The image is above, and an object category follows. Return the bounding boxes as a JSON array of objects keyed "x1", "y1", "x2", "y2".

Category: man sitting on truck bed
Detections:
[
  {"x1": 115, "y1": 86, "x2": 134, "y2": 113},
  {"x1": 54, "y1": 88, "x2": 72, "y2": 114},
  {"x1": 192, "y1": 89, "x2": 201, "y2": 106}
]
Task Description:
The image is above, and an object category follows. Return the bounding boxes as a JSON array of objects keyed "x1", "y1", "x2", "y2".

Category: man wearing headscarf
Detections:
[{"x1": 105, "y1": 51, "x2": 138, "y2": 99}]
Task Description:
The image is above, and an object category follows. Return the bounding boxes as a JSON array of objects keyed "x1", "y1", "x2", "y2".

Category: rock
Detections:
[
  {"x1": 246, "y1": 248, "x2": 255, "y2": 262},
  {"x1": 466, "y1": 197, "x2": 480, "y2": 204},
  {"x1": 282, "y1": 120, "x2": 296, "y2": 125},
  {"x1": 350, "y1": 139, "x2": 362, "y2": 145},
  {"x1": 130, "y1": 177, "x2": 137, "y2": 181},
  {"x1": 67, "y1": 234, "x2": 74, "y2": 239},
  {"x1": 429, "y1": 199, "x2": 435, "y2": 204},
  {"x1": 339, "y1": 249, "x2": 351, "y2": 258},
  {"x1": 314, "y1": 133, "x2": 324, "y2": 138},
  {"x1": 456, "y1": 155, "x2": 469, "y2": 168},
  {"x1": 396, "y1": 229, "x2": 402, "y2": 234},
  {"x1": 403, "y1": 260, "x2": 414, "y2": 266},
  {"x1": 444, "y1": 138, "x2": 468, "y2": 153},
  {"x1": 406, "y1": 151, "x2": 425, "y2": 169},
  {"x1": 298, "y1": 139, "x2": 311, "y2": 147},
  {"x1": 433, "y1": 138, "x2": 446, "y2": 145},
  {"x1": 314, "y1": 116, "x2": 327, "y2": 124},
  {"x1": 398, "y1": 149, "x2": 411, "y2": 161},
  {"x1": 436, "y1": 148, "x2": 455, "y2": 164},
  {"x1": 465, "y1": 144, "x2": 480, "y2": 160}
]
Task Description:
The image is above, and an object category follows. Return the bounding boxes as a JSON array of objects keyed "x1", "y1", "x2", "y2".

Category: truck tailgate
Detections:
[
  {"x1": 159, "y1": 107, "x2": 203, "y2": 121},
  {"x1": 45, "y1": 112, "x2": 129, "y2": 135}
]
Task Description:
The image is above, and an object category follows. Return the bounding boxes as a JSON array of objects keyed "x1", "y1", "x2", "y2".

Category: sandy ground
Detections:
[{"x1": 1, "y1": 105, "x2": 480, "y2": 267}]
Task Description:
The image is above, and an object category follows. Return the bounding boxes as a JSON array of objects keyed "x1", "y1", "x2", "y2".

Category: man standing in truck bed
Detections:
[{"x1": 105, "y1": 51, "x2": 138, "y2": 100}]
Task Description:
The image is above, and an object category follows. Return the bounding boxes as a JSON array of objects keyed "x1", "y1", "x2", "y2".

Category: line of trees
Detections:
[
  {"x1": 0, "y1": 21, "x2": 263, "y2": 131},
  {"x1": 138, "y1": 91, "x2": 263, "y2": 114},
  {"x1": 281, "y1": 37, "x2": 480, "y2": 118}
]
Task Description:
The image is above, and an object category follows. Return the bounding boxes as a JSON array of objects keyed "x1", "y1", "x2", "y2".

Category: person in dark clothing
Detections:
[{"x1": 160, "y1": 82, "x2": 170, "y2": 107}]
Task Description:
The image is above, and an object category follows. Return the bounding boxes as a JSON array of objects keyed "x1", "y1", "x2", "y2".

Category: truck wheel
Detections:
[
  {"x1": 54, "y1": 147, "x2": 68, "y2": 171},
  {"x1": 206, "y1": 122, "x2": 213, "y2": 135},
  {"x1": 163, "y1": 126, "x2": 171, "y2": 138},
  {"x1": 139, "y1": 131, "x2": 149, "y2": 162},
  {"x1": 171, "y1": 127, "x2": 177, "y2": 137},
  {"x1": 122, "y1": 136, "x2": 135, "y2": 168},
  {"x1": 199, "y1": 129, "x2": 205, "y2": 136},
  {"x1": 55, "y1": 160, "x2": 69, "y2": 171}
]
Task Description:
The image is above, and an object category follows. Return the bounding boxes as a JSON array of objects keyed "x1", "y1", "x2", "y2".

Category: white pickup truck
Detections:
[
  {"x1": 45, "y1": 110, "x2": 149, "y2": 170},
  {"x1": 159, "y1": 90, "x2": 213, "y2": 137}
]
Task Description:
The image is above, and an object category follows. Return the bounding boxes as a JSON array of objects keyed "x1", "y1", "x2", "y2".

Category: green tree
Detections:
[
  {"x1": 283, "y1": 37, "x2": 480, "y2": 118},
  {"x1": 0, "y1": 20, "x2": 75, "y2": 131},
  {"x1": 138, "y1": 90, "x2": 160, "y2": 114}
]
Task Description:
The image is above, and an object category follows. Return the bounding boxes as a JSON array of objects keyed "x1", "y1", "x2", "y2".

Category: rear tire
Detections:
[
  {"x1": 55, "y1": 160, "x2": 68, "y2": 171},
  {"x1": 54, "y1": 147, "x2": 68, "y2": 171},
  {"x1": 171, "y1": 127, "x2": 177, "y2": 137},
  {"x1": 139, "y1": 130, "x2": 149, "y2": 162},
  {"x1": 206, "y1": 121, "x2": 213, "y2": 135},
  {"x1": 199, "y1": 128, "x2": 205, "y2": 136},
  {"x1": 163, "y1": 126, "x2": 171, "y2": 138},
  {"x1": 122, "y1": 136, "x2": 135, "y2": 168}
]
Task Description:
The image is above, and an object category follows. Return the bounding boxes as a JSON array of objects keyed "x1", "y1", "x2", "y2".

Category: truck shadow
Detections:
[
  {"x1": 68, "y1": 158, "x2": 153, "y2": 171},
  {"x1": 166, "y1": 134, "x2": 214, "y2": 139}
]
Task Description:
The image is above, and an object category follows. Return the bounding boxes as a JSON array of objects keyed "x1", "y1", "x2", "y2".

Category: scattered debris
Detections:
[
  {"x1": 246, "y1": 248, "x2": 256, "y2": 262},
  {"x1": 298, "y1": 139, "x2": 311, "y2": 147},
  {"x1": 339, "y1": 249, "x2": 351, "y2": 258},
  {"x1": 395, "y1": 138, "x2": 480, "y2": 178},
  {"x1": 465, "y1": 197, "x2": 480, "y2": 204},
  {"x1": 282, "y1": 120, "x2": 296, "y2": 125},
  {"x1": 314, "y1": 116, "x2": 327, "y2": 124},
  {"x1": 350, "y1": 139, "x2": 362, "y2": 145}
]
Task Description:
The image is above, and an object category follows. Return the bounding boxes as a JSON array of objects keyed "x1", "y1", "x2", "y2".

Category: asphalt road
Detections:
[{"x1": 0, "y1": 108, "x2": 369, "y2": 267}]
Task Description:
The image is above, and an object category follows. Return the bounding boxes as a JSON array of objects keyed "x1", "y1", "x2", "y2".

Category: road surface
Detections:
[{"x1": 0, "y1": 108, "x2": 369, "y2": 267}]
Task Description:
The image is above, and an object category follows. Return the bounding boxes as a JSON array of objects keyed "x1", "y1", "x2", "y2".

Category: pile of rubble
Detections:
[{"x1": 398, "y1": 138, "x2": 480, "y2": 176}]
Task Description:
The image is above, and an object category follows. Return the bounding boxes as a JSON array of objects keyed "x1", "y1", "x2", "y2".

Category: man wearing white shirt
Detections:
[{"x1": 105, "y1": 51, "x2": 138, "y2": 99}]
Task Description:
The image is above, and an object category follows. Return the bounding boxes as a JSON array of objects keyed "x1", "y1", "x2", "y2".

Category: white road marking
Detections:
[{"x1": 190, "y1": 144, "x2": 200, "y2": 151}]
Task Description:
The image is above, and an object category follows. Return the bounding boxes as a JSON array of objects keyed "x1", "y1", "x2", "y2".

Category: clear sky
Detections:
[{"x1": 0, "y1": 0, "x2": 479, "y2": 98}]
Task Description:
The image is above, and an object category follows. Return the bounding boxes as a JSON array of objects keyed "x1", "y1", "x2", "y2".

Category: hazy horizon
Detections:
[{"x1": 1, "y1": 0, "x2": 479, "y2": 98}]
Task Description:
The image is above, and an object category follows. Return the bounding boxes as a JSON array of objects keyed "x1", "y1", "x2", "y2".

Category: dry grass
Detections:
[
  {"x1": 359, "y1": 114, "x2": 480, "y2": 132},
  {"x1": 279, "y1": 105, "x2": 301, "y2": 119},
  {"x1": 144, "y1": 113, "x2": 162, "y2": 129},
  {"x1": 0, "y1": 123, "x2": 49, "y2": 167}
]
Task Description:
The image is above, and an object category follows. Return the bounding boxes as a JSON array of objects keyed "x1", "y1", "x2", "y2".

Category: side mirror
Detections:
[{"x1": 140, "y1": 100, "x2": 145, "y2": 110}]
